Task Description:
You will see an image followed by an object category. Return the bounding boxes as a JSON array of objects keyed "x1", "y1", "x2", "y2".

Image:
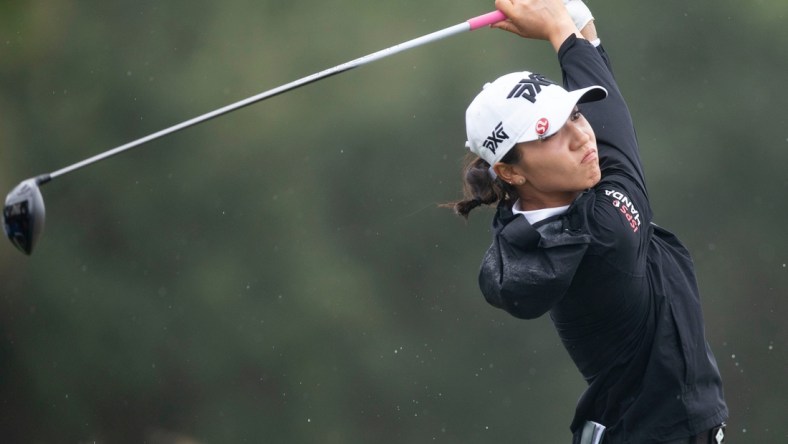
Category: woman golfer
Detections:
[{"x1": 449, "y1": 0, "x2": 728, "y2": 442}]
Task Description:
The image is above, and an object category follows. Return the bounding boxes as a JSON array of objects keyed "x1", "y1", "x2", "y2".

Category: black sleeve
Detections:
[
  {"x1": 479, "y1": 209, "x2": 591, "y2": 319},
  {"x1": 557, "y1": 35, "x2": 648, "y2": 198}
]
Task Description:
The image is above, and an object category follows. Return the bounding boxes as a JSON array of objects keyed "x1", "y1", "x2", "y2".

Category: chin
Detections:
[{"x1": 586, "y1": 172, "x2": 602, "y2": 188}]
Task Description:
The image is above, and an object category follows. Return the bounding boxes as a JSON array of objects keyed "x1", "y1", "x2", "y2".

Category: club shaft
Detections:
[{"x1": 47, "y1": 11, "x2": 504, "y2": 181}]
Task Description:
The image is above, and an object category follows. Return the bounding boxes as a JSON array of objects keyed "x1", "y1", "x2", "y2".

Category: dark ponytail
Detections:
[{"x1": 442, "y1": 150, "x2": 521, "y2": 219}]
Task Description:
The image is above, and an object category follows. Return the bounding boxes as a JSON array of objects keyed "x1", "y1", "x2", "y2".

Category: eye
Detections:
[{"x1": 570, "y1": 109, "x2": 583, "y2": 121}]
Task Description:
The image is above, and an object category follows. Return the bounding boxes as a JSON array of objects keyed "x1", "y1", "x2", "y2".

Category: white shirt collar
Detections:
[{"x1": 512, "y1": 199, "x2": 570, "y2": 225}]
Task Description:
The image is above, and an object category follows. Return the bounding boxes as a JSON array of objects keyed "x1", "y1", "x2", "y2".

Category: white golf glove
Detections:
[{"x1": 564, "y1": 0, "x2": 594, "y2": 32}]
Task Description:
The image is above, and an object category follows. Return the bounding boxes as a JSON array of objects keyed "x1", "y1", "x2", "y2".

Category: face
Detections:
[{"x1": 499, "y1": 108, "x2": 601, "y2": 210}]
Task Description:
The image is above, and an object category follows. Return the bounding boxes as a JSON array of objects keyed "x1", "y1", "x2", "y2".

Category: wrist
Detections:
[
  {"x1": 579, "y1": 21, "x2": 598, "y2": 42},
  {"x1": 549, "y1": 21, "x2": 583, "y2": 52}
]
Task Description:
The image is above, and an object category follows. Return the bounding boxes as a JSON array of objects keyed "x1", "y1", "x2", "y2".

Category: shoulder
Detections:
[
  {"x1": 569, "y1": 176, "x2": 650, "y2": 255},
  {"x1": 595, "y1": 185, "x2": 646, "y2": 236}
]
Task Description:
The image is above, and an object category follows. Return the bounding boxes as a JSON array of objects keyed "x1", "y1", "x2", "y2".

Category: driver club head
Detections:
[{"x1": 3, "y1": 177, "x2": 48, "y2": 255}]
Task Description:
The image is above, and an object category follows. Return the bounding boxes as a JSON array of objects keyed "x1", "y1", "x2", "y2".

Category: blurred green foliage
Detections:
[{"x1": 1, "y1": 0, "x2": 787, "y2": 442}]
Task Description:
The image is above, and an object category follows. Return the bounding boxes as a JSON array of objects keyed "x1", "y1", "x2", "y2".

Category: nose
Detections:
[{"x1": 566, "y1": 119, "x2": 590, "y2": 150}]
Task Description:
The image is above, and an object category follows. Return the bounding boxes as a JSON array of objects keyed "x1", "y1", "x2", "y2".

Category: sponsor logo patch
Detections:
[
  {"x1": 605, "y1": 189, "x2": 642, "y2": 233},
  {"x1": 535, "y1": 118, "x2": 550, "y2": 138}
]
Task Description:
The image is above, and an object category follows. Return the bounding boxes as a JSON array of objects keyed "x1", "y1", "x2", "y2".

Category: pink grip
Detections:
[{"x1": 467, "y1": 10, "x2": 507, "y2": 30}]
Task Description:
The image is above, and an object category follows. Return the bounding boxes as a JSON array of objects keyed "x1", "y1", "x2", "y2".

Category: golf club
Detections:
[{"x1": 3, "y1": 10, "x2": 507, "y2": 255}]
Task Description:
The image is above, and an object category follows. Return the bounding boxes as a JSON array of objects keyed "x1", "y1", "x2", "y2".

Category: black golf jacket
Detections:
[{"x1": 478, "y1": 36, "x2": 728, "y2": 443}]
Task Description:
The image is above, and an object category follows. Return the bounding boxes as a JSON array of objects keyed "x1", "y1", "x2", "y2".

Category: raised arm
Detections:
[
  {"x1": 559, "y1": 37, "x2": 647, "y2": 191},
  {"x1": 493, "y1": 0, "x2": 647, "y2": 192}
]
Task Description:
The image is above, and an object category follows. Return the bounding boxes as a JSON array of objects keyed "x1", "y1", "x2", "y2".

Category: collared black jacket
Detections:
[{"x1": 478, "y1": 36, "x2": 728, "y2": 443}]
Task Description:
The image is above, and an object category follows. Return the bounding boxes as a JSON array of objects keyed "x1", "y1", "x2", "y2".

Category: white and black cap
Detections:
[{"x1": 465, "y1": 71, "x2": 607, "y2": 166}]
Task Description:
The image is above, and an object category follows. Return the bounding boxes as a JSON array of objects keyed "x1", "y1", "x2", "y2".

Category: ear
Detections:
[{"x1": 492, "y1": 162, "x2": 526, "y2": 186}]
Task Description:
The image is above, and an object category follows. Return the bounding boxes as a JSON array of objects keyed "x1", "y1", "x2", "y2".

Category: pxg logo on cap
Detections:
[
  {"x1": 507, "y1": 74, "x2": 556, "y2": 103},
  {"x1": 482, "y1": 123, "x2": 509, "y2": 155}
]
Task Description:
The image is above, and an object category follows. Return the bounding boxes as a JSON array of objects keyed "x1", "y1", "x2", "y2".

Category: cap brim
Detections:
[
  {"x1": 576, "y1": 85, "x2": 607, "y2": 104},
  {"x1": 516, "y1": 85, "x2": 607, "y2": 143}
]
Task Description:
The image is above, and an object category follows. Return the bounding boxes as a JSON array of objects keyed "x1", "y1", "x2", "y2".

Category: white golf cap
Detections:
[{"x1": 465, "y1": 71, "x2": 607, "y2": 165}]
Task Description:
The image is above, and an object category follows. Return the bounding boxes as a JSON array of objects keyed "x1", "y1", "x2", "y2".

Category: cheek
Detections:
[
  {"x1": 520, "y1": 152, "x2": 560, "y2": 181},
  {"x1": 523, "y1": 155, "x2": 577, "y2": 189},
  {"x1": 523, "y1": 142, "x2": 562, "y2": 166}
]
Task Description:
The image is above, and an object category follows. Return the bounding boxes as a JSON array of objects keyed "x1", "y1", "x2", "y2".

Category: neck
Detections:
[{"x1": 517, "y1": 189, "x2": 580, "y2": 211}]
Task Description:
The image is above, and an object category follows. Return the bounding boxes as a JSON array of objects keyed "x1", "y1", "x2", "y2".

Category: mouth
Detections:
[{"x1": 581, "y1": 148, "x2": 598, "y2": 164}]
